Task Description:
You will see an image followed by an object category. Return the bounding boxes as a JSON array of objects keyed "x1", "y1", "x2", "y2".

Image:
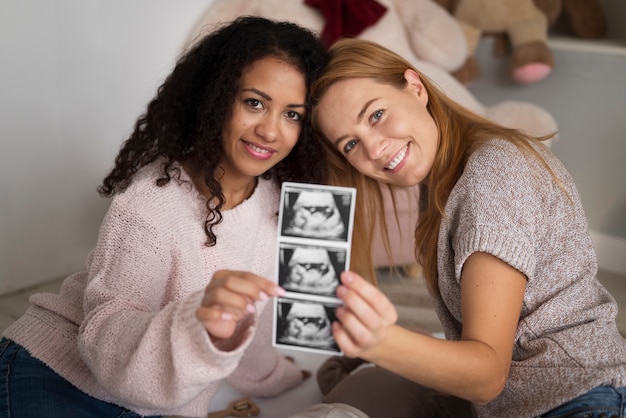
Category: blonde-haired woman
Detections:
[{"x1": 310, "y1": 38, "x2": 626, "y2": 418}]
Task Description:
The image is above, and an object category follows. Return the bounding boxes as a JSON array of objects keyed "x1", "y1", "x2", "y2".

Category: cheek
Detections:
[
  {"x1": 387, "y1": 112, "x2": 414, "y2": 137},
  {"x1": 344, "y1": 153, "x2": 372, "y2": 176},
  {"x1": 283, "y1": 124, "x2": 302, "y2": 149}
]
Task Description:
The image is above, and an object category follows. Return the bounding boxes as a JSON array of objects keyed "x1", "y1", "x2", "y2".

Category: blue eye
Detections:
[
  {"x1": 343, "y1": 139, "x2": 358, "y2": 153},
  {"x1": 371, "y1": 109, "x2": 383, "y2": 123}
]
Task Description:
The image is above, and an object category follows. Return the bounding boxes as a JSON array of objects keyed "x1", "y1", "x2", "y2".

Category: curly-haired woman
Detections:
[{"x1": 0, "y1": 16, "x2": 328, "y2": 418}]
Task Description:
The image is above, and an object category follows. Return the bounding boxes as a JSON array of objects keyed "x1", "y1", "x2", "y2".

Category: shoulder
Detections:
[
  {"x1": 104, "y1": 160, "x2": 204, "y2": 233},
  {"x1": 461, "y1": 138, "x2": 557, "y2": 193},
  {"x1": 467, "y1": 139, "x2": 527, "y2": 172},
  {"x1": 113, "y1": 160, "x2": 196, "y2": 209},
  {"x1": 445, "y1": 138, "x2": 554, "y2": 231}
]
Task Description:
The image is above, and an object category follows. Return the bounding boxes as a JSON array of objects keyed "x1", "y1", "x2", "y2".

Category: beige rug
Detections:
[{"x1": 376, "y1": 267, "x2": 444, "y2": 335}]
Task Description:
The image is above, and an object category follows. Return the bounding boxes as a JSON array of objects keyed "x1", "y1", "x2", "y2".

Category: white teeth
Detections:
[
  {"x1": 386, "y1": 145, "x2": 407, "y2": 170},
  {"x1": 249, "y1": 143, "x2": 271, "y2": 154}
]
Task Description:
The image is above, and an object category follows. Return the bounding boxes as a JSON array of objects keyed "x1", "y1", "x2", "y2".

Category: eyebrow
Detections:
[
  {"x1": 242, "y1": 88, "x2": 306, "y2": 109},
  {"x1": 333, "y1": 98, "x2": 378, "y2": 147}
]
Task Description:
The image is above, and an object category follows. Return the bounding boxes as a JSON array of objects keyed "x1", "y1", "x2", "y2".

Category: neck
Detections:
[
  {"x1": 183, "y1": 163, "x2": 258, "y2": 210},
  {"x1": 220, "y1": 175, "x2": 258, "y2": 210}
]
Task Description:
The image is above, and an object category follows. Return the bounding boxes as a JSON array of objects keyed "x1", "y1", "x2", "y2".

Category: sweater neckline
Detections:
[{"x1": 174, "y1": 161, "x2": 276, "y2": 220}]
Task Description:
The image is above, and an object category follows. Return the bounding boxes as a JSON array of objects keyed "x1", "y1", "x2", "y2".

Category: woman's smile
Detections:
[
  {"x1": 385, "y1": 143, "x2": 409, "y2": 172},
  {"x1": 243, "y1": 139, "x2": 275, "y2": 160}
]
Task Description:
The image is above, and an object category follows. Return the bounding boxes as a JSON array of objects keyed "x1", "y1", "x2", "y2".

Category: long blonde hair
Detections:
[{"x1": 311, "y1": 38, "x2": 556, "y2": 294}]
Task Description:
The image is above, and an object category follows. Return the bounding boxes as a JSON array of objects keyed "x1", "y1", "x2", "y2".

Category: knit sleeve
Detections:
[
  {"x1": 77, "y1": 195, "x2": 254, "y2": 411},
  {"x1": 226, "y1": 301, "x2": 304, "y2": 396},
  {"x1": 447, "y1": 140, "x2": 551, "y2": 282}
]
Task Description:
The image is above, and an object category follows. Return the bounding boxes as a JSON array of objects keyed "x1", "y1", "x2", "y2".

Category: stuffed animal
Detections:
[
  {"x1": 533, "y1": 0, "x2": 607, "y2": 39},
  {"x1": 185, "y1": 0, "x2": 558, "y2": 139},
  {"x1": 288, "y1": 355, "x2": 475, "y2": 417},
  {"x1": 435, "y1": 0, "x2": 554, "y2": 85}
]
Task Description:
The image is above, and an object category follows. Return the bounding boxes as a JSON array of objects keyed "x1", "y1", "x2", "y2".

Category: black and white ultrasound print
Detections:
[{"x1": 273, "y1": 182, "x2": 356, "y2": 355}]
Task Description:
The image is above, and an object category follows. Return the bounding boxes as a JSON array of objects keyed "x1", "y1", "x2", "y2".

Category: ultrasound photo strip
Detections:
[{"x1": 273, "y1": 182, "x2": 356, "y2": 355}]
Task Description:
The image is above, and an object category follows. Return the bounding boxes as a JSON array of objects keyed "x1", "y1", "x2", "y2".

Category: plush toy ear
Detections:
[{"x1": 305, "y1": 0, "x2": 387, "y2": 46}]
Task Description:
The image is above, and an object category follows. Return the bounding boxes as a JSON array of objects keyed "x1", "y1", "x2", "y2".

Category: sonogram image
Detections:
[
  {"x1": 276, "y1": 300, "x2": 339, "y2": 352},
  {"x1": 282, "y1": 190, "x2": 348, "y2": 240}
]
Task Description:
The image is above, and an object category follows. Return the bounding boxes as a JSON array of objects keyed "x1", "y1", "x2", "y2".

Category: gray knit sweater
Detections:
[{"x1": 433, "y1": 139, "x2": 626, "y2": 418}]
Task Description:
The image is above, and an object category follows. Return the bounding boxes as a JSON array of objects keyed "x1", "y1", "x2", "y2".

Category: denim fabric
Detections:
[
  {"x1": 540, "y1": 385, "x2": 626, "y2": 418},
  {"x1": 0, "y1": 338, "x2": 161, "y2": 418}
]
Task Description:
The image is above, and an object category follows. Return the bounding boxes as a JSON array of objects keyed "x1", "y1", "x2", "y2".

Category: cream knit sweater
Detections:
[{"x1": 3, "y1": 161, "x2": 303, "y2": 417}]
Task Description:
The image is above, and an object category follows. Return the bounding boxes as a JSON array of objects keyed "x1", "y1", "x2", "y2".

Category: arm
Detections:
[
  {"x1": 333, "y1": 254, "x2": 526, "y2": 404},
  {"x1": 77, "y1": 200, "x2": 282, "y2": 410}
]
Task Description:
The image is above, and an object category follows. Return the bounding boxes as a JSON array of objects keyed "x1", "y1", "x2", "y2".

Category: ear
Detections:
[{"x1": 404, "y1": 69, "x2": 428, "y2": 104}]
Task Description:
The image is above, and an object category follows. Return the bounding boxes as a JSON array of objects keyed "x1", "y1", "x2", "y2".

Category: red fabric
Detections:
[{"x1": 305, "y1": 0, "x2": 388, "y2": 46}]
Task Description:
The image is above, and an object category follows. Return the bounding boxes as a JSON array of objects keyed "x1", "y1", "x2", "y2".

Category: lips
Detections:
[
  {"x1": 385, "y1": 144, "x2": 408, "y2": 171},
  {"x1": 243, "y1": 140, "x2": 275, "y2": 161}
]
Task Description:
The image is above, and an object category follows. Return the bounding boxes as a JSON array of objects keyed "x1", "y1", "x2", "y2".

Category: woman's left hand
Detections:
[{"x1": 331, "y1": 271, "x2": 398, "y2": 358}]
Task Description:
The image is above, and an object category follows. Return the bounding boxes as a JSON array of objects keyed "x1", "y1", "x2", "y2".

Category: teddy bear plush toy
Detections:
[{"x1": 435, "y1": 0, "x2": 554, "y2": 85}]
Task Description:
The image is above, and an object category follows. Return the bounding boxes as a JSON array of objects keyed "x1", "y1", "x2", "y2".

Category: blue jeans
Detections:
[
  {"x1": 0, "y1": 338, "x2": 161, "y2": 418},
  {"x1": 540, "y1": 385, "x2": 626, "y2": 418}
]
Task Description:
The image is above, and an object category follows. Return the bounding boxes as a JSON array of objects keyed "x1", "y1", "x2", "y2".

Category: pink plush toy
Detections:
[{"x1": 184, "y1": 0, "x2": 558, "y2": 272}]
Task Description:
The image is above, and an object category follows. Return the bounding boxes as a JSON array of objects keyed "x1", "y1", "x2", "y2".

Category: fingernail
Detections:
[
  {"x1": 275, "y1": 286, "x2": 286, "y2": 297},
  {"x1": 258, "y1": 291, "x2": 269, "y2": 301},
  {"x1": 221, "y1": 312, "x2": 233, "y2": 320},
  {"x1": 336, "y1": 286, "x2": 346, "y2": 297},
  {"x1": 247, "y1": 304, "x2": 255, "y2": 314}
]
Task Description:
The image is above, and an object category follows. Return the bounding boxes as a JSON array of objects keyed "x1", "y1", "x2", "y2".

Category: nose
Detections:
[
  {"x1": 362, "y1": 135, "x2": 390, "y2": 161},
  {"x1": 255, "y1": 113, "x2": 279, "y2": 142}
]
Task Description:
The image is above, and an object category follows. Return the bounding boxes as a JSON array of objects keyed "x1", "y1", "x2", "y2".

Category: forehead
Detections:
[
  {"x1": 319, "y1": 77, "x2": 390, "y2": 112},
  {"x1": 240, "y1": 57, "x2": 304, "y2": 88},
  {"x1": 315, "y1": 78, "x2": 378, "y2": 131}
]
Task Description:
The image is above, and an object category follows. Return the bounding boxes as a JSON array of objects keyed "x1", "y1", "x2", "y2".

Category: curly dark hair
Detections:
[{"x1": 98, "y1": 16, "x2": 328, "y2": 246}]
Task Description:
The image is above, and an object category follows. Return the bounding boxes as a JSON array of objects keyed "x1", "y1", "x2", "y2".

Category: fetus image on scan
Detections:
[
  {"x1": 283, "y1": 190, "x2": 346, "y2": 240},
  {"x1": 279, "y1": 301, "x2": 336, "y2": 349},
  {"x1": 283, "y1": 247, "x2": 339, "y2": 296}
]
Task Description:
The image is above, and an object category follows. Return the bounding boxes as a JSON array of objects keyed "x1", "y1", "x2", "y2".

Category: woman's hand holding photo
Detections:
[
  {"x1": 196, "y1": 270, "x2": 285, "y2": 340},
  {"x1": 332, "y1": 271, "x2": 398, "y2": 359}
]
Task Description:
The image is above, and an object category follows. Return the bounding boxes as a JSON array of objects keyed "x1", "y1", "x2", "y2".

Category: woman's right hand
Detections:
[
  {"x1": 195, "y1": 270, "x2": 285, "y2": 341},
  {"x1": 332, "y1": 271, "x2": 398, "y2": 359}
]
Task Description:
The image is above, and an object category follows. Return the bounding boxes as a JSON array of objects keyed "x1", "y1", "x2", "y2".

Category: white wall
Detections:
[
  {"x1": 1, "y1": 0, "x2": 624, "y2": 295},
  {"x1": 0, "y1": 0, "x2": 212, "y2": 294},
  {"x1": 468, "y1": 0, "x2": 626, "y2": 275}
]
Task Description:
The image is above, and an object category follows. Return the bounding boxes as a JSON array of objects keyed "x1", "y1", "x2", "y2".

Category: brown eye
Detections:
[
  {"x1": 286, "y1": 110, "x2": 302, "y2": 121},
  {"x1": 245, "y1": 98, "x2": 263, "y2": 109}
]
